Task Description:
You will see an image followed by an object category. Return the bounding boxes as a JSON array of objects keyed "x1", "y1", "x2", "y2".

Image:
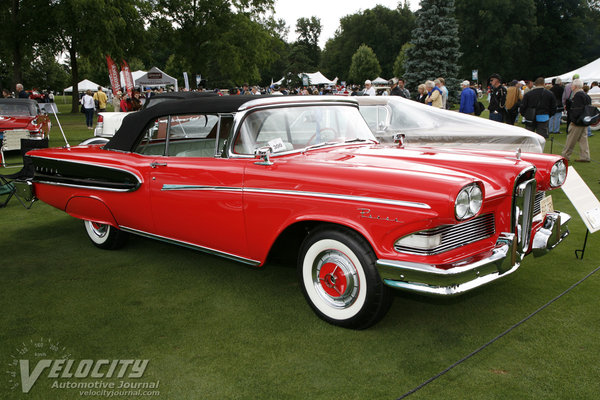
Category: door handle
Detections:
[{"x1": 150, "y1": 162, "x2": 167, "y2": 168}]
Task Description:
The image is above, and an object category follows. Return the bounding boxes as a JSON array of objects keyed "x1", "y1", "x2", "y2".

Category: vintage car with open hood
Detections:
[{"x1": 21, "y1": 96, "x2": 570, "y2": 329}]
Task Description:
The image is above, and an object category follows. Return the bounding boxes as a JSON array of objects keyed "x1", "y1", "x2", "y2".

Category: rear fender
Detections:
[{"x1": 65, "y1": 196, "x2": 118, "y2": 227}]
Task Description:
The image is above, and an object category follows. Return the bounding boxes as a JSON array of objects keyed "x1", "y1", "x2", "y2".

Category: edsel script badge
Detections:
[{"x1": 358, "y1": 208, "x2": 403, "y2": 223}]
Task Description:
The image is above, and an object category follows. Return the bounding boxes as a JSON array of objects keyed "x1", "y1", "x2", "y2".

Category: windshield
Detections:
[
  {"x1": 233, "y1": 105, "x2": 375, "y2": 155},
  {"x1": 0, "y1": 103, "x2": 36, "y2": 116}
]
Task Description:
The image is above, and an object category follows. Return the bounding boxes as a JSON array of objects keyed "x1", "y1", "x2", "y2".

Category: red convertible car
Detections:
[
  {"x1": 0, "y1": 99, "x2": 46, "y2": 140},
  {"x1": 22, "y1": 96, "x2": 570, "y2": 328}
]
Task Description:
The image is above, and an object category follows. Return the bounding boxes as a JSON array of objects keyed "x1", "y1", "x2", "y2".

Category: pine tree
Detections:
[{"x1": 403, "y1": 0, "x2": 461, "y2": 104}]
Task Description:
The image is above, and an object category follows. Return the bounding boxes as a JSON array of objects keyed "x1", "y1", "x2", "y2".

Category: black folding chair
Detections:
[{"x1": 0, "y1": 138, "x2": 49, "y2": 208}]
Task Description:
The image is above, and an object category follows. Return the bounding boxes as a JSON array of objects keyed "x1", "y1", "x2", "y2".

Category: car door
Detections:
[{"x1": 136, "y1": 113, "x2": 250, "y2": 259}]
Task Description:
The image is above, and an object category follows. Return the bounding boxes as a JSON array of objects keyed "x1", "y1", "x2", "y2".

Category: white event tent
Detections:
[
  {"x1": 301, "y1": 71, "x2": 338, "y2": 85},
  {"x1": 273, "y1": 71, "x2": 338, "y2": 87},
  {"x1": 134, "y1": 67, "x2": 178, "y2": 91},
  {"x1": 545, "y1": 57, "x2": 600, "y2": 84},
  {"x1": 63, "y1": 79, "x2": 109, "y2": 93},
  {"x1": 372, "y1": 77, "x2": 389, "y2": 85},
  {"x1": 120, "y1": 70, "x2": 147, "y2": 88}
]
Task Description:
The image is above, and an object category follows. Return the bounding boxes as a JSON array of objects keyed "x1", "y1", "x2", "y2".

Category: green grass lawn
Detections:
[{"x1": 1, "y1": 100, "x2": 599, "y2": 399}]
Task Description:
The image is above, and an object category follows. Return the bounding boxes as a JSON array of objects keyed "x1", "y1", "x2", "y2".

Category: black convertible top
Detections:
[{"x1": 104, "y1": 95, "x2": 258, "y2": 152}]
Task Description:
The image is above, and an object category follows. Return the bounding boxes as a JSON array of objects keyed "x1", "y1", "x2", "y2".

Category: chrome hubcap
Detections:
[
  {"x1": 312, "y1": 250, "x2": 359, "y2": 308},
  {"x1": 89, "y1": 222, "x2": 108, "y2": 238}
]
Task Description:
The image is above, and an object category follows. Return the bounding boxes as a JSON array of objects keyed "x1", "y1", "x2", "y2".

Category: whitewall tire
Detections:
[
  {"x1": 84, "y1": 220, "x2": 128, "y2": 250},
  {"x1": 298, "y1": 226, "x2": 392, "y2": 329}
]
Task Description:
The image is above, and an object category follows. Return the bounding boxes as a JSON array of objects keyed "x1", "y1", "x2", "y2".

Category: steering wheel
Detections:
[{"x1": 305, "y1": 127, "x2": 339, "y2": 146}]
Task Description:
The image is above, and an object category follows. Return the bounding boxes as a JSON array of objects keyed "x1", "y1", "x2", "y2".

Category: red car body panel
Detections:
[{"x1": 28, "y1": 143, "x2": 560, "y2": 267}]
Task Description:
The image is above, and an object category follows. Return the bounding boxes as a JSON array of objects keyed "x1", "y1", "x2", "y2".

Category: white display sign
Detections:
[{"x1": 561, "y1": 166, "x2": 600, "y2": 233}]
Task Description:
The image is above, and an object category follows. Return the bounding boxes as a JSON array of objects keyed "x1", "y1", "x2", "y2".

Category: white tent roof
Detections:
[
  {"x1": 300, "y1": 71, "x2": 337, "y2": 85},
  {"x1": 545, "y1": 57, "x2": 600, "y2": 84},
  {"x1": 64, "y1": 79, "x2": 109, "y2": 93},
  {"x1": 372, "y1": 77, "x2": 389, "y2": 85},
  {"x1": 135, "y1": 66, "x2": 178, "y2": 91},
  {"x1": 120, "y1": 70, "x2": 146, "y2": 88}
]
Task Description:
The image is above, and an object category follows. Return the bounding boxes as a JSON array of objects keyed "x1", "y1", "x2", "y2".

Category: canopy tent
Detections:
[
  {"x1": 64, "y1": 79, "x2": 109, "y2": 93},
  {"x1": 300, "y1": 71, "x2": 337, "y2": 86},
  {"x1": 372, "y1": 77, "x2": 389, "y2": 85},
  {"x1": 120, "y1": 70, "x2": 146, "y2": 88},
  {"x1": 134, "y1": 67, "x2": 178, "y2": 91},
  {"x1": 545, "y1": 57, "x2": 600, "y2": 84}
]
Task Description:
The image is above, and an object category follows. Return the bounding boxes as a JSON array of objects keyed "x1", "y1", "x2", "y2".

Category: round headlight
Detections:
[
  {"x1": 550, "y1": 160, "x2": 567, "y2": 187},
  {"x1": 455, "y1": 183, "x2": 483, "y2": 220}
]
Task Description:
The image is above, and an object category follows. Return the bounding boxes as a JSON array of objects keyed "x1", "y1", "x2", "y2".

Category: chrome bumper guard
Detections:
[
  {"x1": 377, "y1": 212, "x2": 570, "y2": 296},
  {"x1": 531, "y1": 211, "x2": 570, "y2": 257}
]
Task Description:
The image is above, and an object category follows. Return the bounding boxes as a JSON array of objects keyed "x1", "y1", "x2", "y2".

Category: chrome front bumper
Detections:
[{"x1": 377, "y1": 212, "x2": 570, "y2": 296}]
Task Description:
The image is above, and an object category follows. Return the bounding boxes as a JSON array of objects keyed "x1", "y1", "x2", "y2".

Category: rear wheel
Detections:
[
  {"x1": 298, "y1": 226, "x2": 392, "y2": 329},
  {"x1": 84, "y1": 220, "x2": 128, "y2": 250}
]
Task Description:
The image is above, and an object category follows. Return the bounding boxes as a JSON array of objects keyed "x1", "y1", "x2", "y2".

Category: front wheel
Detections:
[
  {"x1": 83, "y1": 220, "x2": 128, "y2": 250},
  {"x1": 298, "y1": 227, "x2": 393, "y2": 329}
]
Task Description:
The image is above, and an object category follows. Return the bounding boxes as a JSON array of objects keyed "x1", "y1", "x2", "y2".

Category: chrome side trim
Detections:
[
  {"x1": 160, "y1": 184, "x2": 431, "y2": 210},
  {"x1": 245, "y1": 188, "x2": 431, "y2": 209},
  {"x1": 34, "y1": 180, "x2": 135, "y2": 193},
  {"x1": 162, "y1": 185, "x2": 242, "y2": 192},
  {"x1": 119, "y1": 226, "x2": 261, "y2": 266}
]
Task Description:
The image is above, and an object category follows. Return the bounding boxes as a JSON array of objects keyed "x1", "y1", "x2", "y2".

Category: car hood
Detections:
[
  {"x1": 0, "y1": 115, "x2": 34, "y2": 129},
  {"x1": 244, "y1": 144, "x2": 541, "y2": 225},
  {"x1": 304, "y1": 144, "x2": 535, "y2": 193}
]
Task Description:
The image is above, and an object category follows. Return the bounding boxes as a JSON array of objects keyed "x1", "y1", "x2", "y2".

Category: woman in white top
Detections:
[{"x1": 81, "y1": 89, "x2": 95, "y2": 129}]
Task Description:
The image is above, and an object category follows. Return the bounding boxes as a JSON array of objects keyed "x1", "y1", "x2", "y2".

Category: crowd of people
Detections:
[
  {"x1": 467, "y1": 73, "x2": 598, "y2": 162},
  {"x1": 5, "y1": 74, "x2": 596, "y2": 162}
]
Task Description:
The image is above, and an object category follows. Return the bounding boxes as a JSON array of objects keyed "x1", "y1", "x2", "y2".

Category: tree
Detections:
[
  {"x1": 393, "y1": 43, "x2": 413, "y2": 79},
  {"x1": 321, "y1": 3, "x2": 414, "y2": 80},
  {"x1": 403, "y1": 0, "x2": 461, "y2": 102},
  {"x1": 150, "y1": 0, "x2": 276, "y2": 87},
  {"x1": 54, "y1": 0, "x2": 145, "y2": 112},
  {"x1": 348, "y1": 44, "x2": 381, "y2": 84},
  {"x1": 293, "y1": 17, "x2": 322, "y2": 69},
  {"x1": 455, "y1": 0, "x2": 537, "y2": 82},
  {"x1": 0, "y1": 0, "x2": 55, "y2": 90}
]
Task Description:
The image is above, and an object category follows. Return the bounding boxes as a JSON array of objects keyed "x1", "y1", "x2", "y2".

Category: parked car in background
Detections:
[
  {"x1": 23, "y1": 96, "x2": 570, "y2": 329},
  {"x1": 0, "y1": 99, "x2": 47, "y2": 140},
  {"x1": 84, "y1": 92, "x2": 218, "y2": 145},
  {"x1": 358, "y1": 96, "x2": 546, "y2": 153}
]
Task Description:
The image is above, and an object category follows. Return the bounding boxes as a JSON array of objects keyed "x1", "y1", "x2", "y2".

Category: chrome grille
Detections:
[
  {"x1": 394, "y1": 213, "x2": 495, "y2": 255},
  {"x1": 533, "y1": 191, "x2": 545, "y2": 215}
]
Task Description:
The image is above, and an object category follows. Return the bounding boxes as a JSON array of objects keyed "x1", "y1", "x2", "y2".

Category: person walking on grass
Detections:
[
  {"x1": 561, "y1": 79, "x2": 591, "y2": 162},
  {"x1": 81, "y1": 89, "x2": 95, "y2": 130}
]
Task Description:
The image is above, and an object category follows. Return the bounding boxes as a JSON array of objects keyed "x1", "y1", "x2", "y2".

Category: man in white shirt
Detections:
[{"x1": 363, "y1": 80, "x2": 376, "y2": 96}]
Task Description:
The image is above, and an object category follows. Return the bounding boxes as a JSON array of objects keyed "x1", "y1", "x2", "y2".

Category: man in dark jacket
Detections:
[
  {"x1": 488, "y1": 73, "x2": 506, "y2": 122},
  {"x1": 520, "y1": 77, "x2": 556, "y2": 138},
  {"x1": 549, "y1": 78, "x2": 564, "y2": 134},
  {"x1": 561, "y1": 79, "x2": 591, "y2": 162}
]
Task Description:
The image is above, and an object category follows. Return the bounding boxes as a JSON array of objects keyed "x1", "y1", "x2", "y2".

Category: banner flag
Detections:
[
  {"x1": 122, "y1": 59, "x2": 134, "y2": 97},
  {"x1": 106, "y1": 55, "x2": 120, "y2": 96},
  {"x1": 183, "y1": 72, "x2": 189, "y2": 91}
]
